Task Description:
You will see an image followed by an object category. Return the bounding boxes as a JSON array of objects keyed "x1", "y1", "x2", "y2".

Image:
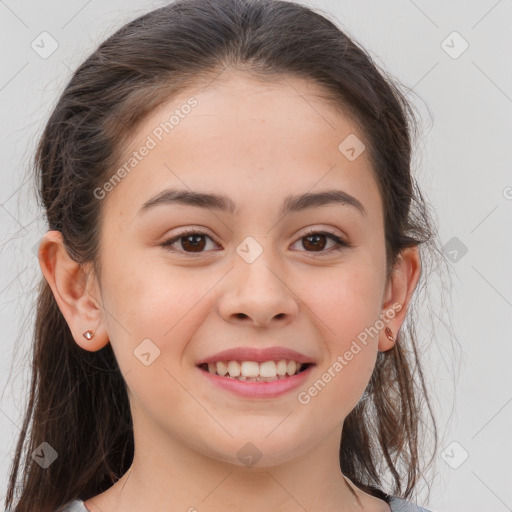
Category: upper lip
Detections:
[{"x1": 196, "y1": 346, "x2": 316, "y2": 365}]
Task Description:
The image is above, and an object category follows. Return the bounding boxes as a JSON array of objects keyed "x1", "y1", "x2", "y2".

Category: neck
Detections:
[{"x1": 84, "y1": 419, "x2": 373, "y2": 512}]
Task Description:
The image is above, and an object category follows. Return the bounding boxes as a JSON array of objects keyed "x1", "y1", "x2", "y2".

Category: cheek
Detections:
[
  {"x1": 100, "y1": 259, "x2": 215, "y2": 356},
  {"x1": 99, "y1": 264, "x2": 215, "y2": 411},
  {"x1": 293, "y1": 259, "x2": 383, "y2": 409},
  {"x1": 297, "y1": 257, "x2": 384, "y2": 340}
]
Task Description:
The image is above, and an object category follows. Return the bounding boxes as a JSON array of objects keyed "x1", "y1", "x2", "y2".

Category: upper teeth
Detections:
[{"x1": 206, "y1": 360, "x2": 303, "y2": 378}]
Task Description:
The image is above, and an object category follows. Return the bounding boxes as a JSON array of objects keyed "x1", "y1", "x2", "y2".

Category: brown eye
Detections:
[
  {"x1": 179, "y1": 234, "x2": 207, "y2": 252},
  {"x1": 293, "y1": 230, "x2": 349, "y2": 254},
  {"x1": 160, "y1": 230, "x2": 217, "y2": 254},
  {"x1": 302, "y1": 233, "x2": 328, "y2": 251}
]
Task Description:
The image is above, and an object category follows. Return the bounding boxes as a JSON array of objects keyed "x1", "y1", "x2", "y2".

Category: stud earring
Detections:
[
  {"x1": 82, "y1": 329, "x2": 94, "y2": 340},
  {"x1": 384, "y1": 327, "x2": 396, "y2": 346}
]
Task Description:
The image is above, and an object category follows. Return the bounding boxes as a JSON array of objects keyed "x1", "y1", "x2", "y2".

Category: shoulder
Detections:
[
  {"x1": 388, "y1": 496, "x2": 438, "y2": 512},
  {"x1": 60, "y1": 496, "x2": 437, "y2": 512},
  {"x1": 60, "y1": 499, "x2": 90, "y2": 512}
]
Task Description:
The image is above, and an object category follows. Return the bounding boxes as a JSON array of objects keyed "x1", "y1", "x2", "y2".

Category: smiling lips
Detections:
[{"x1": 196, "y1": 346, "x2": 316, "y2": 383}]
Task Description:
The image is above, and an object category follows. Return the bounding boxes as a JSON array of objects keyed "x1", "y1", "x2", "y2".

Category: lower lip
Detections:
[{"x1": 197, "y1": 365, "x2": 315, "y2": 398}]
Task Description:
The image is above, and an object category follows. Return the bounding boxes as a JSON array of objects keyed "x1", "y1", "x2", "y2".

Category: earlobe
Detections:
[
  {"x1": 378, "y1": 245, "x2": 421, "y2": 352},
  {"x1": 37, "y1": 230, "x2": 110, "y2": 352}
]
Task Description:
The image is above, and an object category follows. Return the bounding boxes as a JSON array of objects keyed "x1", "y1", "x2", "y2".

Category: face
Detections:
[{"x1": 70, "y1": 72, "x2": 402, "y2": 467}]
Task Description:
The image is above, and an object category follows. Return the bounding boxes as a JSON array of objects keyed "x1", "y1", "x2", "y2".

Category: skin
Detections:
[{"x1": 39, "y1": 71, "x2": 420, "y2": 512}]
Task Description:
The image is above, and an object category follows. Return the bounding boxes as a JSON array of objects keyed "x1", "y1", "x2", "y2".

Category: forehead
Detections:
[{"x1": 102, "y1": 71, "x2": 382, "y2": 224}]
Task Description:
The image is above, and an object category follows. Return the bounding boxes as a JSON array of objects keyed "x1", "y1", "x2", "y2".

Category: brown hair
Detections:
[{"x1": 5, "y1": 1, "x2": 454, "y2": 510}]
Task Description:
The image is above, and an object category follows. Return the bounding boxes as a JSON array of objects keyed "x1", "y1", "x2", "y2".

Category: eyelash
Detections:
[{"x1": 160, "y1": 228, "x2": 351, "y2": 255}]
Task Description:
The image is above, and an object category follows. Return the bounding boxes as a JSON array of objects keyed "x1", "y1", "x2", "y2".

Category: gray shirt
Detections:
[{"x1": 61, "y1": 496, "x2": 436, "y2": 511}]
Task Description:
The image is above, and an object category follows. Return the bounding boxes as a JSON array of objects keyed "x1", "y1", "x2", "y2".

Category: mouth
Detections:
[{"x1": 197, "y1": 360, "x2": 314, "y2": 382}]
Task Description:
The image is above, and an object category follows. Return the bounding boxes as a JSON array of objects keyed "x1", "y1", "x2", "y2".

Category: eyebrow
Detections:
[{"x1": 138, "y1": 188, "x2": 367, "y2": 218}]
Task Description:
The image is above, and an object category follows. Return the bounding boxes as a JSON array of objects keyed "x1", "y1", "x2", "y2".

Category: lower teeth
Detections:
[
  {"x1": 224, "y1": 374, "x2": 296, "y2": 382},
  {"x1": 200, "y1": 363, "x2": 309, "y2": 381}
]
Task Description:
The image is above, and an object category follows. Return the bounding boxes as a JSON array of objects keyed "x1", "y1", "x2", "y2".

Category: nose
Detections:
[{"x1": 218, "y1": 255, "x2": 299, "y2": 328}]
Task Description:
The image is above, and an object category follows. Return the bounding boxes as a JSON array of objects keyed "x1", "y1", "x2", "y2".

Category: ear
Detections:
[
  {"x1": 379, "y1": 245, "x2": 421, "y2": 352},
  {"x1": 37, "y1": 230, "x2": 109, "y2": 352}
]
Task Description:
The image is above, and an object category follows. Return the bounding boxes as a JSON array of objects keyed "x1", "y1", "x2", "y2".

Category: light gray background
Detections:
[{"x1": 0, "y1": 1, "x2": 511, "y2": 511}]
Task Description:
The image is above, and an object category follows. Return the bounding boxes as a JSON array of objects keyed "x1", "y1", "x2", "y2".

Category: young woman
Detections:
[{"x1": 4, "y1": 1, "x2": 448, "y2": 510}]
